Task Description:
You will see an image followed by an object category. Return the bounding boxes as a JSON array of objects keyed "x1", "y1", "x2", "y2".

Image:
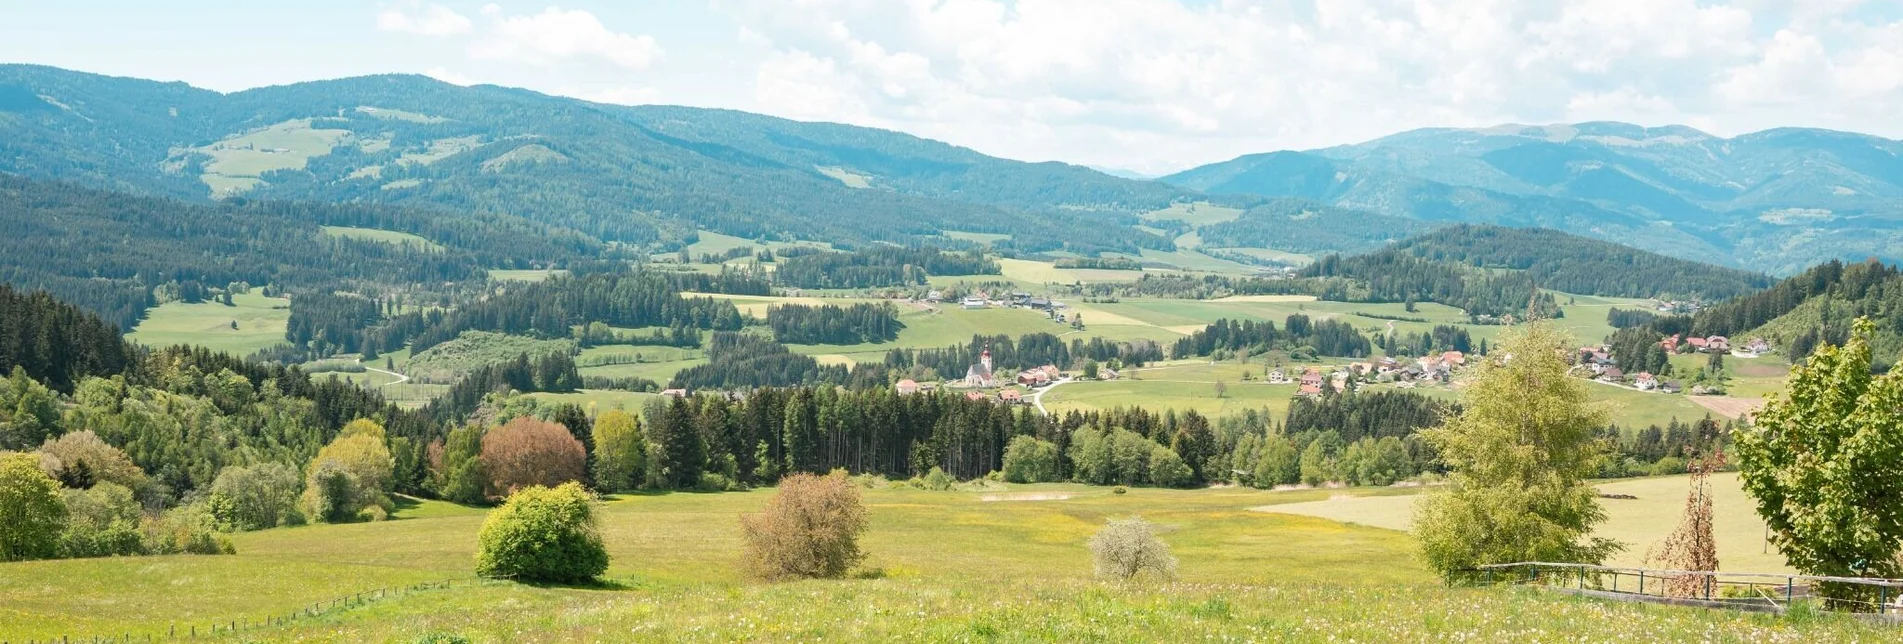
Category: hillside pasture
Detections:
[
  {"x1": 0, "y1": 480, "x2": 1878, "y2": 641},
  {"x1": 320, "y1": 225, "x2": 443, "y2": 252},
  {"x1": 1259, "y1": 473, "x2": 1786, "y2": 572},
  {"x1": 1141, "y1": 201, "x2": 1244, "y2": 226},
  {"x1": 126, "y1": 292, "x2": 291, "y2": 356},
  {"x1": 486, "y1": 268, "x2": 567, "y2": 282}
]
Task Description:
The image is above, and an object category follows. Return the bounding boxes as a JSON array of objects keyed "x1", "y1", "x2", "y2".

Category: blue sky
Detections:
[{"x1": 4, "y1": 1, "x2": 1901, "y2": 174}]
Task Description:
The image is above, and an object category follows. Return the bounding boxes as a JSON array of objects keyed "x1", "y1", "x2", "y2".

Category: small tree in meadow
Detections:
[
  {"x1": 474, "y1": 482, "x2": 609, "y2": 583},
  {"x1": 1648, "y1": 447, "x2": 1723, "y2": 598},
  {"x1": 1088, "y1": 516, "x2": 1176, "y2": 583},
  {"x1": 1413, "y1": 321, "x2": 1622, "y2": 583},
  {"x1": 482, "y1": 417, "x2": 586, "y2": 497},
  {"x1": 740, "y1": 471, "x2": 869, "y2": 580}
]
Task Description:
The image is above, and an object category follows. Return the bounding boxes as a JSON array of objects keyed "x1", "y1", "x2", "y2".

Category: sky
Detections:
[{"x1": 3, "y1": 1, "x2": 1902, "y2": 175}]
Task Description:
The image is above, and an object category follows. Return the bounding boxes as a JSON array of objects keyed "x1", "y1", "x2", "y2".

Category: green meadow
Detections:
[
  {"x1": 1, "y1": 480, "x2": 1881, "y2": 641},
  {"x1": 126, "y1": 292, "x2": 292, "y2": 356}
]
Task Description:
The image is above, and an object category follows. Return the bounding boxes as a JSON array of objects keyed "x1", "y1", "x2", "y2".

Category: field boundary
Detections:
[{"x1": 7, "y1": 577, "x2": 487, "y2": 643}]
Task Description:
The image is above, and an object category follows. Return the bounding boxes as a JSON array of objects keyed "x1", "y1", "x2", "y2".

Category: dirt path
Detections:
[{"x1": 363, "y1": 366, "x2": 411, "y2": 387}]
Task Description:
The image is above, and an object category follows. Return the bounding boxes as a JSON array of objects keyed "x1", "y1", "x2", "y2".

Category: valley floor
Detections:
[{"x1": 0, "y1": 481, "x2": 1884, "y2": 642}]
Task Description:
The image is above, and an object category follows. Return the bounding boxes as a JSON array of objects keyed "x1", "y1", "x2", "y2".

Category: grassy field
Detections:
[
  {"x1": 1261, "y1": 472, "x2": 1787, "y2": 572},
  {"x1": 127, "y1": 292, "x2": 291, "y2": 355},
  {"x1": 0, "y1": 481, "x2": 1878, "y2": 641},
  {"x1": 684, "y1": 231, "x2": 831, "y2": 258},
  {"x1": 487, "y1": 269, "x2": 567, "y2": 282},
  {"x1": 187, "y1": 119, "x2": 351, "y2": 196},
  {"x1": 1042, "y1": 362, "x2": 1301, "y2": 418},
  {"x1": 524, "y1": 389, "x2": 660, "y2": 412},
  {"x1": 321, "y1": 225, "x2": 443, "y2": 252},
  {"x1": 1142, "y1": 201, "x2": 1244, "y2": 226},
  {"x1": 997, "y1": 258, "x2": 1146, "y2": 284}
]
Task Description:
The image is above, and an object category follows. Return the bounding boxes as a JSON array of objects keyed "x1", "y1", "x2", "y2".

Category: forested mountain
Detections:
[
  {"x1": 0, "y1": 65, "x2": 1186, "y2": 255},
  {"x1": 1164, "y1": 122, "x2": 1903, "y2": 273},
  {"x1": 1677, "y1": 259, "x2": 1903, "y2": 364},
  {"x1": 0, "y1": 176, "x2": 595, "y2": 329},
  {"x1": 1188, "y1": 198, "x2": 1435, "y2": 255},
  {"x1": 1388, "y1": 225, "x2": 1772, "y2": 300}
]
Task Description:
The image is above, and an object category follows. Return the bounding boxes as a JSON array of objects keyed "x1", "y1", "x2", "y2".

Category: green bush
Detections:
[
  {"x1": 0, "y1": 452, "x2": 66, "y2": 561},
  {"x1": 474, "y1": 482, "x2": 609, "y2": 583},
  {"x1": 309, "y1": 461, "x2": 362, "y2": 523},
  {"x1": 206, "y1": 463, "x2": 301, "y2": 531},
  {"x1": 58, "y1": 482, "x2": 143, "y2": 557},
  {"x1": 1147, "y1": 446, "x2": 1195, "y2": 488},
  {"x1": 1001, "y1": 436, "x2": 1060, "y2": 483},
  {"x1": 922, "y1": 467, "x2": 954, "y2": 491}
]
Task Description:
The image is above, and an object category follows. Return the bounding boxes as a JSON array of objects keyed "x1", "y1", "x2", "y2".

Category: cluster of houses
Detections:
[
  {"x1": 1268, "y1": 351, "x2": 1469, "y2": 397},
  {"x1": 926, "y1": 290, "x2": 1063, "y2": 314},
  {"x1": 877, "y1": 350, "x2": 1077, "y2": 406},
  {"x1": 1658, "y1": 334, "x2": 1772, "y2": 358},
  {"x1": 1576, "y1": 345, "x2": 1697, "y2": 394}
]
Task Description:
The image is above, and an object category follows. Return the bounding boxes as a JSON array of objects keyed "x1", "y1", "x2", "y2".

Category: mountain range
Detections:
[
  {"x1": 4, "y1": 65, "x2": 1901, "y2": 275},
  {"x1": 1163, "y1": 122, "x2": 1903, "y2": 274}
]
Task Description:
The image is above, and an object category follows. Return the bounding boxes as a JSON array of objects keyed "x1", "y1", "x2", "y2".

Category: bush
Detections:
[
  {"x1": 0, "y1": 451, "x2": 66, "y2": 561},
  {"x1": 309, "y1": 461, "x2": 362, "y2": 523},
  {"x1": 435, "y1": 425, "x2": 487, "y2": 505},
  {"x1": 303, "y1": 419, "x2": 395, "y2": 521},
  {"x1": 1001, "y1": 436, "x2": 1060, "y2": 483},
  {"x1": 140, "y1": 504, "x2": 234, "y2": 555},
  {"x1": 482, "y1": 417, "x2": 587, "y2": 497},
  {"x1": 37, "y1": 430, "x2": 147, "y2": 491},
  {"x1": 1088, "y1": 516, "x2": 1177, "y2": 583},
  {"x1": 57, "y1": 482, "x2": 143, "y2": 557},
  {"x1": 474, "y1": 482, "x2": 608, "y2": 583},
  {"x1": 1147, "y1": 446, "x2": 1195, "y2": 488},
  {"x1": 206, "y1": 463, "x2": 301, "y2": 531},
  {"x1": 741, "y1": 471, "x2": 869, "y2": 580},
  {"x1": 922, "y1": 466, "x2": 954, "y2": 491}
]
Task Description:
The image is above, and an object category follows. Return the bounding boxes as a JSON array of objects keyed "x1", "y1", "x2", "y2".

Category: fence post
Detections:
[
  {"x1": 1704, "y1": 574, "x2": 1712, "y2": 601},
  {"x1": 1638, "y1": 571, "x2": 1645, "y2": 596}
]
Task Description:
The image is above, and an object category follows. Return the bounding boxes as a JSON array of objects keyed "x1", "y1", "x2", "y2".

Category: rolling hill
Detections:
[
  {"x1": 0, "y1": 65, "x2": 1190, "y2": 256},
  {"x1": 1164, "y1": 122, "x2": 1903, "y2": 274}
]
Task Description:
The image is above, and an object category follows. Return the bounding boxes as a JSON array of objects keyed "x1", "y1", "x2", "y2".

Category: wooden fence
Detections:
[{"x1": 4, "y1": 577, "x2": 486, "y2": 644}]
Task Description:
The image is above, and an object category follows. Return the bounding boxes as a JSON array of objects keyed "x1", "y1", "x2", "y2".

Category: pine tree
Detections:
[{"x1": 650, "y1": 396, "x2": 706, "y2": 489}]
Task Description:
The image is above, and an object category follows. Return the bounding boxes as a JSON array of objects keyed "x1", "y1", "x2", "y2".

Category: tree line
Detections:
[
  {"x1": 773, "y1": 246, "x2": 998, "y2": 289},
  {"x1": 766, "y1": 302, "x2": 904, "y2": 345},
  {"x1": 1170, "y1": 315, "x2": 1374, "y2": 359}
]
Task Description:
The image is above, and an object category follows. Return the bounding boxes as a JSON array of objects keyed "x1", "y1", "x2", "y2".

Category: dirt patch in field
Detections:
[
  {"x1": 979, "y1": 492, "x2": 1073, "y2": 502},
  {"x1": 1209, "y1": 295, "x2": 1320, "y2": 303},
  {"x1": 1690, "y1": 395, "x2": 1764, "y2": 420},
  {"x1": 1734, "y1": 362, "x2": 1787, "y2": 378}
]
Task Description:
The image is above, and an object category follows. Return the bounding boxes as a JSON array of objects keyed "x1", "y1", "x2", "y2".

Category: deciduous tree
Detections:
[
  {"x1": 1413, "y1": 321, "x2": 1622, "y2": 582},
  {"x1": 1735, "y1": 318, "x2": 1903, "y2": 606},
  {"x1": 482, "y1": 417, "x2": 586, "y2": 496}
]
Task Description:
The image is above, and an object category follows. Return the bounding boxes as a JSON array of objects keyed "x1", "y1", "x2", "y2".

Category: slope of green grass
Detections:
[
  {"x1": 126, "y1": 292, "x2": 291, "y2": 355},
  {"x1": 320, "y1": 225, "x2": 443, "y2": 252}
]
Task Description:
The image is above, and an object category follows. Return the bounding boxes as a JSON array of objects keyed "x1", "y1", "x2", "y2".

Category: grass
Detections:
[
  {"x1": 684, "y1": 231, "x2": 830, "y2": 258},
  {"x1": 126, "y1": 292, "x2": 291, "y2": 356},
  {"x1": 405, "y1": 331, "x2": 575, "y2": 384},
  {"x1": 487, "y1": 269, "x2": 567, "y2": 282},
  {"x1": 1141, "y1": 201, "x2": 1244, "y2": 226},
  {"x1": 1042, "y1": 361, "x2": 1301, "y2": 418},
  {"x1": 943, "y1": 230, "x2": 1011, "y2": 244},
  {"x1": 187, "y1": 119, "x2": 351, "y2": 196},
  {"x1": 1261, "y1": 472, "x2": 1788, "y2": 571},
  {"x1": 814, "y1": 165, "x2": 873, "y2": 188},
  {"x1": 1, "y1": 482, "x2": 1880, "y2": 641},
  {"x1": 320, "y1": 225, "x2": 443, "y2": 252},
  {"x1": 997, "y1": 258, "x2": 1145, "y2": 284},
  {"x1": 1206, "y1": 246, "x2": 1315, "y2": 265},
  {"x1": 523, "y1": 389, "x2": 660, "y2": 412}
]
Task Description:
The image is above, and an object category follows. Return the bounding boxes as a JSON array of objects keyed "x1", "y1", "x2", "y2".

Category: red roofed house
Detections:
[
  {"x1": 1440, "y1": 351, "x2": 1466, "y2": 366},
  {"x1": 999, "y1": 389, "x2": 1024, "y2": 404},
  {"x1": 1687, "y1": 337, "x2": 1709, "y2": 350},
  {"x1": 1297, "y1": 383, "x2": 1323, "y2": 397},
  {"x1": 1300, "y1": 369, "x2": 1324, "y2": 388},
  {"x1": 895, "y1": 379, "x2": 920, "y2": 395},
  {"x1": 1705, "y1": 336, "x2": 1730, "y2": 353},
  {"x1": 964, "y1": 391, "x2": 987, "y2": 402},
  {"x1": 1660, "y1": 334, "x2": 1681, "y2": 354},
  {"x1": 1634, "y1": 372, "x2": 1658, "y2": 391}
]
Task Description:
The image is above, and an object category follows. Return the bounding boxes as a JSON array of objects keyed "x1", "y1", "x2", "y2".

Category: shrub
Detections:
[
  {"x1": 1147, "y1": 446, "x2": 1195, "y2": 488},
  {"x1": 482, "y1": 417, "x2": 587, "y2": 497},
  {"x1": 590, "y1": 410, "x2": 645, "y2": 493},
  {"x1": 37, "y1": 431, "x2": 147, "y2": 490},
  {"x1": 0, "y1": 451, "x2": 66, "y2": 561},
  {"x1": 308, "y1": 461, "x2": 363, "y2": 523},
  {"x1": 57, "y1": 482, "x2": 143, "y2": 557},
  {"x1": 139, "y1": 503, "x2": 233, "y2": 555},
  {"x1": 206, "y1": 463, "x2": 301, "y2": 531},
  {"x1": 474, "y1": 482, "x2": 608, "y2": 583},
  {"x1": 302, "y1": 419, "x2": 395, "y2": 521},
  {"x1": 741, "y1": 471, "x2": 869, "y2": 580},
  {"x1": 1001, "y1": 436, "x2": 1060, "y2": 483},
  {"x1": 1088, "y1": 516, "x2": 1177, "y2": 582},
  {"x1": 435, "y1": 424, "x2": 487, "y2": 505},
  {"x1": 922, "y1": 466, "x2": 954, "y2": 491}
]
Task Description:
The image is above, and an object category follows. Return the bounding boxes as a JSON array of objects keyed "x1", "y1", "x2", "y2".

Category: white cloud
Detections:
[
  {"x1": 569, "y1": 84, "x2": 661, "y2": 106},
  {"x1": 424, "y1": 66, "x2": 475, "y2": 86},
  {"x1": 469, "y1": 5, "x2": 661, "y2": 70},
  {"x1": 718, "y1": 0, "x2": 1903, "y2": 174},
  {"x1": 376, "y1": 2, "x2": 472, "y2": 37}
]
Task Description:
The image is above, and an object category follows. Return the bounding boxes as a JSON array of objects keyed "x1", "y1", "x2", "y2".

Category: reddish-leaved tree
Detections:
[{"x1": 481, "y1": 417, "x2": 586, "y2": 498}]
